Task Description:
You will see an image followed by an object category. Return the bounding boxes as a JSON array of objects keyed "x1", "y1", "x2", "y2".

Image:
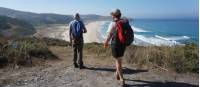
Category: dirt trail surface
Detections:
[{"x1": 0, "y1": 46, "x2": 198, "y2": 87}]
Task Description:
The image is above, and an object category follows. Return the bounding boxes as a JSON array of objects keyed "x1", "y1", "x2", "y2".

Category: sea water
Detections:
[{"x1": 100, "y1": 19, "x2": 199, "y2": 46}]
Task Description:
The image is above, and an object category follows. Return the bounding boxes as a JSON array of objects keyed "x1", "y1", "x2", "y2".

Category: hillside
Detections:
[
  {"x1": 0, "y1": 7, "x2": 73, "y2": 26},
  {"x1": 0, "y1": 15, "x2": 36, "y2": 38},
  {"x1": 0, "y1": 39, "x2": 198, "y2": 87},
  {"x1": 81, "y1": 14, "x2": 111, "y2": 22},
  {"x1": 0, "y1": 7, "x2": 111, "y2": 26}
]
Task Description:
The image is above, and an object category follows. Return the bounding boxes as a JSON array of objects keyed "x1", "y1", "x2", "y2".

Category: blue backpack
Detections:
[{"x1": 71, "y1": 20, "x2": 83, "y2": 40}]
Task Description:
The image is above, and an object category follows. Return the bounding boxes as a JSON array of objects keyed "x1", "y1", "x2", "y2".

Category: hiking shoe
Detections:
[
  {"x1": 79, "y1": 65, "x2": 86, "y2": 69},
  {"x1": 74, "y1": 63, "x2": 79, "y2": 68},
  {"x1": 119, "y1": 80, "x2": 125, "y2": 87}
]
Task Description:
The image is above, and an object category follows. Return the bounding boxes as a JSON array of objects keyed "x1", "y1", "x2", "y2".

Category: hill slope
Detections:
[
  {"x1": 0, "y1": 7, "x2": 73, "y2": 25},
  {"x1": 0, "y1": 46, "x2": 198, "y2": 87},
  {"x1": 0, "y1": 15, "x2": 36, "y2": 37},
  {"x1": 0, "y1": 7, "x2": 110, "y2": 26}
]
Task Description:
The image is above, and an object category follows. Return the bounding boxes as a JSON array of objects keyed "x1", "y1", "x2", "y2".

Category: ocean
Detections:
[{"x1": 100, "y1": 19, "x2": 199, "y2": 46}]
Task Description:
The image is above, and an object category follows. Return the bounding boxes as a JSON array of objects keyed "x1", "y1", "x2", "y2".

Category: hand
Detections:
[
  {"x1": 69, "y1": 42, "x2": 72, "y2": 46},
  {"x1": 83, "y1": 29, "x2": 87, "y2": 33},
  {"x1": 83, "y1": 30, "x2": 87, "y2": 33},
  {"x1": 104, "y1": 42, "x2": 109, "y2": 48}
]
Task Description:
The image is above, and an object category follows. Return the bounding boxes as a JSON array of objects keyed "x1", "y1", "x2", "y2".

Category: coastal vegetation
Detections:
[{"x1": 0, "y1": 37, "x2": 198, "y2": 73}]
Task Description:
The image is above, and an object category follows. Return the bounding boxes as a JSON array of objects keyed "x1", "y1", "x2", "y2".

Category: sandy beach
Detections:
[
  {"x1": 83, "y1": 21, "x2": 105, "y2": 43},
  {"x1": 35, "y1": 21, "x2": 105, "y2": 43}
]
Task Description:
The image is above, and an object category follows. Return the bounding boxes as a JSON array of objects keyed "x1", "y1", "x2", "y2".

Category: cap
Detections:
[{"x1": 111, "y1": 9, "x2": 121, "y2": 16}]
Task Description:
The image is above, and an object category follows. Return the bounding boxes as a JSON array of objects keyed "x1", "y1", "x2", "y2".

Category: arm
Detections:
[
  {"x1": 81, "y1": 21, "x2": 87, "y2": 33},
  {"x1": 104, "y1": 22, "x2": 115, "y2": 48},
  {"x1": 104, "y1": 32, "x2": 113, "y2": 48},
  {"x1": 69, "y1": 23, "x2": 72, "y2": 45}
]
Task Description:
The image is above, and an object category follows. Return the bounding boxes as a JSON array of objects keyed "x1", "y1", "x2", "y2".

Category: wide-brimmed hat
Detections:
[{"x1": 111, "y1": 9, "x2": 121, "y2": 16}]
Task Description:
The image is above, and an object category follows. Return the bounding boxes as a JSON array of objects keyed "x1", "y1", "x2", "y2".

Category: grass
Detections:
[
  {"x1": 0, "y1": 37, "x2": 198, "y2": 73},
  {"x1": 84, "y1": 43, "x2": 199, "y2": 73}
]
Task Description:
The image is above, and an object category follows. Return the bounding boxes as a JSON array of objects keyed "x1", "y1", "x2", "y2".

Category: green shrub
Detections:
[
  {"x1": 2, "y1": 37, "x2": 58, "y2": 66},
  {"x1": 42, "y1": 37, "x2": 69, "y2": 46},
  {"x1": 84, "y1": 43, "x2": 111, "y2": 57}
]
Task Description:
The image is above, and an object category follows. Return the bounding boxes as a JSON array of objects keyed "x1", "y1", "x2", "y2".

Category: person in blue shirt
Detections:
[{"x1": 69, "y1": 13, "x2": 87, "y2": 69}]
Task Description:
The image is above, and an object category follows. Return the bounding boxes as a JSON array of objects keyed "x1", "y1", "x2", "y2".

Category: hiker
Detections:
[
  {"x1": 104, "y1": 9, "x2": 134, "y2": 86},
  {"x1": 69, "y1": 13, "x2": 87, "y2": 69}
]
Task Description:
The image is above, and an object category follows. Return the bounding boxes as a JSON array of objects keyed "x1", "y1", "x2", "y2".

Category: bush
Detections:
[
  {"x1": 172, "y1": 43, "x2": 199, "y2": 73},
  {"x1": 1, "y1": 37, "x2": 58, "y2": 66},
  {"x1": 84, "y1": 43, "x2": 111, "y2": 57},
  {"x1": 42, "y1": 37, "x2": 69, "y2": 46}
]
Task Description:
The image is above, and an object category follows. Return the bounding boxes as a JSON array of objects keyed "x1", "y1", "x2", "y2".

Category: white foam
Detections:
[
  {"x1": 99, "y1": 22, "x2": 187, "y2": 46},
  {"x1": 133, "y1": 34, "x2": 183, "y2": 46},
  {"x1": 155, "y1": 35, "x2": 170, "y2": 41},
  {"x1": 155, "y1": 35, "x2": 190, "y2": 41},
  {"x1": 131, "y1": 26, "x2": 149, "y2": 32}
]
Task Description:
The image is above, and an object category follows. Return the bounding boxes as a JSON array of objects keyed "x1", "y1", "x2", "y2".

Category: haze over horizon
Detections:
[{"x1": 0, "y1": 0, "x2": 198, "y2": 19}]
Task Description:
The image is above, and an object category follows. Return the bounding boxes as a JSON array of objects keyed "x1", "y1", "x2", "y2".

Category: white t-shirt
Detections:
[{"x1": 106, "y1": 21, "x2": 116, "y2": 39}]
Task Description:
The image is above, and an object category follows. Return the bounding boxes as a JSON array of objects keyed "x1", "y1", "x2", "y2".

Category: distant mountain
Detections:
[
  {"x1": 0, "y1": 7, "x2": 73, "y2": 26},
  {"x1": 81, "y1": 14, "x2": 111, "y2": 21},
  {"x1": 0, "y1": 15, "x2": 36, "y2": 38},
  {"x1": 0, "y1": 7, "x2": 111, "y2": 26}
]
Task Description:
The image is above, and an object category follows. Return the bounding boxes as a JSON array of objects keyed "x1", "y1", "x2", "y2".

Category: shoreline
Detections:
[
  {"x1": 83, "y1": 21, "x2": 105, "y2": 43},
  {"x1": 34, "y1": 21, "x2": 107, "y2": 44},
  {"x1": 34, "y1": 21, "x2": 197, "y2": 47},
  {"x1": 61, "y1": 21, "x2": 105, "y2": 43}
]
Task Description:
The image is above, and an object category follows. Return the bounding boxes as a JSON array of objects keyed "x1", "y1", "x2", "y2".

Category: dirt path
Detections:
[{"x1": 0, "y1": 46, "x2": 198, "y2": 87}]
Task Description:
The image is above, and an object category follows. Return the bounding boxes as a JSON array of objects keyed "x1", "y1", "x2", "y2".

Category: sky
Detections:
[{"x1": 0, "y1": 0, "x2": 198, "y2": 19}]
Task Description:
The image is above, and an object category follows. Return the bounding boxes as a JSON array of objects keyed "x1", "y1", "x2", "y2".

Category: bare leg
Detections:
[
  {"x1": 115, "y1": 71, "x2": 120, "y2": 80},
  {"x1": 115, "y1": 58, "x2": 125, "y2": 85}
]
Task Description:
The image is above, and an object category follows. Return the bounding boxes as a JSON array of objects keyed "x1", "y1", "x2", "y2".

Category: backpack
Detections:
[
  {"x1": 71, "y1": 20, "x2": 83, "y2": 42},
  {"x1": 112, "y1": 19, "x2": 134, "y2": 46}
]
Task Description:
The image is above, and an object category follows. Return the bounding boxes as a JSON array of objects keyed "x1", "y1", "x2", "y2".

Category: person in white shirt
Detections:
[{"x1": 104, "y1": 9, "x2": 126, "y2": 86}]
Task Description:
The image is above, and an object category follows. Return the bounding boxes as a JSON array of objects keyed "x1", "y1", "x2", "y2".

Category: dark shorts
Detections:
[{"x1": 111, "y1": 44, "x2": 126, "y2": 58}]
